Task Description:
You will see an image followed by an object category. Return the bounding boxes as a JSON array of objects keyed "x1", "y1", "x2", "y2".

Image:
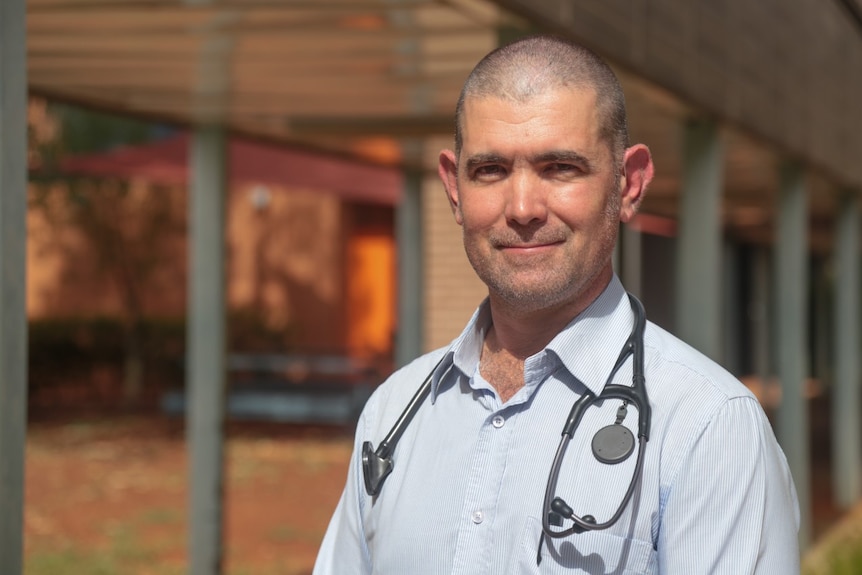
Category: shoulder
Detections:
[
  {"x1": 642, "y1": 323, "x2": 769, "y2": 451},
  {"x1": 642, "y1": 321, "x2": 781, "y2": 477},
  {"x1": 643, "y1": 321, "x2": 757, "y2": 409},
  {"x1": 358, "y1": 347, "x2": 450, "y2": 440}
]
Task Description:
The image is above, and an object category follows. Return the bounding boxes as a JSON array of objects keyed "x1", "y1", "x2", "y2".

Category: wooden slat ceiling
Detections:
[
  {"x1": 26, "y1": 0, "x2": 842, "y2": 250},
  {"x1": 28, "y1": 0, "x2": 518, "y2": 166}
]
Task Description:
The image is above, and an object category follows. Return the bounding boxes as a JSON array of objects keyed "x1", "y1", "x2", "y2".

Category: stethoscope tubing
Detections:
[
  {"x1": 362, "y1": 292, "x2": 651, "y2": 541},
  {"x1": 541, "y1": 293, "x2": 650, "y2": 537},
  {"x1": 542, "y1": 432, "x2": 647, "y2": 536},
  {"x1": 361, "y1": 353, "x2": 447, "y2": 496}
]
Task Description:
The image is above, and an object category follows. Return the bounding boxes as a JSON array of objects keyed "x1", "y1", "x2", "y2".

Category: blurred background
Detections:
[{"x1": 2, "y1": 0, "x2": 862, "y2": 573}]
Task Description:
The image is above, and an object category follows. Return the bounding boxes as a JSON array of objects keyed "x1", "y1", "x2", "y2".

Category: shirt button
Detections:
[
  {"x1": 492, "y1": 415, "x2": 505, "y2": 428},
  {"x1": 471, "y1": 510, "x2": 484, "y2": 524}
]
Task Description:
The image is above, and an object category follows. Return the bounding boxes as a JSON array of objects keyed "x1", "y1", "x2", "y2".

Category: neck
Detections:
[
  {"x1": 489, "y1": 269, "x2": 613, "y2": 359},
  {"x1": 479, "y1": 299, "x2": 590, "y2": 403}
]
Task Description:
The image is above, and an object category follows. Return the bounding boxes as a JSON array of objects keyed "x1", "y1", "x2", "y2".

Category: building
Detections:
[{"x1": 3, "y1": 0, "x2": 862, "y2": 570}]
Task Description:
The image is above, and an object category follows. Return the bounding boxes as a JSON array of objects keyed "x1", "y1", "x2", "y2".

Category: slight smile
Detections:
[{"x1": 499, "y1": 241, "x2": 563, "y2": 254}]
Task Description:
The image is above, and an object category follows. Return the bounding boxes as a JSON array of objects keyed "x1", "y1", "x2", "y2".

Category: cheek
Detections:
[
  {"x1": 458, "y1": 193, "x2": 503, "y2": 230},
  {"x1": 551, "y1": 191, "x2": 611, "y2": 228}
]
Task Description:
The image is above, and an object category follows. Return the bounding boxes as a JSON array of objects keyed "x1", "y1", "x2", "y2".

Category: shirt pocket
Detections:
[{"x1": 509, "y1": 516, "x2": 656, "y2": 575}]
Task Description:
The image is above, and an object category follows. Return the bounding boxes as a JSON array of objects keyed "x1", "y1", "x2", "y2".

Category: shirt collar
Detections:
[
  {"x1": 545, "y1": 276, "x2": 634, "y2": 396},
  {"x1": 429, "y1": 275, "x2": 634, "y2": 400},
  {"x1": 429, "y1": 299, "x2": 490, "y2": 401}
]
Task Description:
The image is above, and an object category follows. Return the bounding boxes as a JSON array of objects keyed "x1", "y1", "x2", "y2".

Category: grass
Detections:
[
  {"x1": 27, "y1": 548, "x2": 120, "y2": 575},
  {"x1": 26, "y1": 534, "x2": 182, "y2": 575},
  {"x1": 803, "y1": 502, "x2": 862, "y2": 575},
  {"x1": 803, "y1": 543, "x2": 862, "y2": 575},
  {"x1": 804, "y1": 545, "x2": 862, "y2": 575},
  {"x1": 25, "y1": 416, "x2": 348, "y2": 575},
  {"x1": 26, "y1": 506, "x2": 185, "y2": 575}
]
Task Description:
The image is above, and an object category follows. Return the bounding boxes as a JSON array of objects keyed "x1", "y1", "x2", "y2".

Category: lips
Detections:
[
  {"x1": 499, "y1": 241, "x2": 562, "y2": 250},
  {"x1": 491, "y1": 235, "x2": 566, "y2": 250}
]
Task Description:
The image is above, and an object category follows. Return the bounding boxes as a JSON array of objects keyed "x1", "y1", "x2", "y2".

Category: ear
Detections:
[
  {"x1": 438, "y1": 149, "x2": 464, "y2": 225},
  {"x1": 619, "y1": 144, "x2": 654, "y2": 223}
]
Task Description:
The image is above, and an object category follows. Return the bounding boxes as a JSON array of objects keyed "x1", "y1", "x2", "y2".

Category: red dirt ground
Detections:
[
  {"x1": 22, "y1": 396, "x2": 847, "y2": 574},
  {"x1": 24, "y1": 414, "x2": 353, "y2": 575}
]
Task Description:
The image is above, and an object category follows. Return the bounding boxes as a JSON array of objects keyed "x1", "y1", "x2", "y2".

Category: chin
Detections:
[{"x1": 493, "y1": 284, "x2": 575, "y2": 312}]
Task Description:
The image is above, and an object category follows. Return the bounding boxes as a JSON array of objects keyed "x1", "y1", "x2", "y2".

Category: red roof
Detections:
[{"x1": 57, "y1": 132, "x2": 402, "y2": 206}]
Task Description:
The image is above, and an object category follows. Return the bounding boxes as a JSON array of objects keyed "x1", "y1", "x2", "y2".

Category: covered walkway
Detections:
[{"x1": 3, "y1": 0, "x2": 862, "y2": 572}]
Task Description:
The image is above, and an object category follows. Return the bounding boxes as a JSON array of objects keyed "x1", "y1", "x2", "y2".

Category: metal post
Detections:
[
  {"x1": 752, "y1": 247, "x2": 772, "y2": 408},
  {"x1": 774, "y1": 161, "x2": 810, "y2": 548},
  {"x1": 620, "y1": 223, "x2": 642, "y2": 299},
  {"x1": 0, "y1": 0, "x2": 28, "y2": 572},
  {"x1": 675, "y1": 120, "x2": 724, "y2": 361},
  {"x1": 722, "y1": 241, "x2": 742, "y2": 375},
  {"x1": 187, "y1": 125, "x2": 228, "y2": 575},
  {"x1": 833, "y1": 192, "x2": 861, "y2": 508},
  {"x1": 395, "y1": 170, "x2": 423, "y2": 367}
]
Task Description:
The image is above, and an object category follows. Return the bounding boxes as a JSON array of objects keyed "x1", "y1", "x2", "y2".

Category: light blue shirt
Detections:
[{"x1": 314, "y1": 276, "x2": 800, "y2": 574}]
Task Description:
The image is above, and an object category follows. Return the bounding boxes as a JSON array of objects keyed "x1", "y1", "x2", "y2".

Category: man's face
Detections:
[{"x1": 439, "y1": 87, "x2": 627, "y2": 315}]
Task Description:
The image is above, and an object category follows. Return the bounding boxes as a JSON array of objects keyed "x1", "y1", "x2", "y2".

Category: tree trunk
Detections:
[{"x1": 121, "y1": 322, "x2": 144, "y2": 406}]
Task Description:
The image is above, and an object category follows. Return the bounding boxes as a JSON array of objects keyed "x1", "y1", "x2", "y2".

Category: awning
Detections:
[{"x1": 55, "y1": 131, "x2": 403, "y2": 205}]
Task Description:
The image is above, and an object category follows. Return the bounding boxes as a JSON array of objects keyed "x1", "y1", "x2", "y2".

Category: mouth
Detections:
[
  {"x1": 492, "y1": 234, "x2": 565, "y2": 248},
  {"x1": 489, "y1": 228, "x2": 568, "y2": 256},
  {"x1": 498, "y1": 240, "x2": 564, "y2": 253}
]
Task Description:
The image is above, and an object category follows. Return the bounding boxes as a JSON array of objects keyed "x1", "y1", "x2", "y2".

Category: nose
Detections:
[{"x1": 504, "y1": 171, "x2": 548, "y2": 225}]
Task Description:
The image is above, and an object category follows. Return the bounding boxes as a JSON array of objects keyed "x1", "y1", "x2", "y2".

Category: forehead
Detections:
[{"x1": 459, "y1": 87, "x2": 605, "y2": 156}]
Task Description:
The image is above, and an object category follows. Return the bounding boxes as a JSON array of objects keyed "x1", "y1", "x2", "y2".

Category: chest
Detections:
[{"x1": 363, "y1": 377, "x2": 660, "y2": 574}]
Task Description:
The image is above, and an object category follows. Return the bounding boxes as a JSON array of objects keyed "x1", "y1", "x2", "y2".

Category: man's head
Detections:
[
  {"x1": 454, "y1": 35, "x2": 629, "y2": 168},
  {"x1": 439, "y1": 35, "x2": 653, "y2": 318}
]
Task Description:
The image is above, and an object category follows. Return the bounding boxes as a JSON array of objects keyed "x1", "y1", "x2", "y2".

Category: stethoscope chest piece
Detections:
[{"x1": 591, "y1": 423, "x2": 635, "y2": 465}]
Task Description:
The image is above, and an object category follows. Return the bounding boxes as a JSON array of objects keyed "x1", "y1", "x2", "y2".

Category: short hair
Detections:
[{"x1": 454, "y1": 35, "x2": 629, "y2": 164}]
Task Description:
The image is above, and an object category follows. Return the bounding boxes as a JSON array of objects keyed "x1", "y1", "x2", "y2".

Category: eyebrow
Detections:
[
  {"x1": 531, "y1": 150, "x2": 593, "y2": 171},
  {"x1": 462, "y1": 150, "x2": 594, "y2": 173},
  {"x1": 463, "y1": 153, "x2": 508, "y2": 172}
]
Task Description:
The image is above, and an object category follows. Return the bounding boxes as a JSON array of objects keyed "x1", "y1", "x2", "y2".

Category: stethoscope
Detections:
[{"x1": 362, "y1": 294, "x2": 651, "y2": 546}]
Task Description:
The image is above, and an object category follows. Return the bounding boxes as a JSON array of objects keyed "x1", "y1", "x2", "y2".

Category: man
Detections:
[{"x1": 314, "y1": 35, "x2": 799, "y2": 574}]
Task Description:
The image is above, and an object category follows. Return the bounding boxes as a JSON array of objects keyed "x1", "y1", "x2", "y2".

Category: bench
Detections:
[{"x1": 161, "y1": 353, "x2": 379, "y2": 425}]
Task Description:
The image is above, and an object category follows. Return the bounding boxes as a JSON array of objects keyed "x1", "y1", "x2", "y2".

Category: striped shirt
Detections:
[{"x1": 313, "y1": 276, "x2": 800, "y2": 574}]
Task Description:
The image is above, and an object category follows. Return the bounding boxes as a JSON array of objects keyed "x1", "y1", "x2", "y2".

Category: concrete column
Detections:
[
  {"x1": 675, "y1": 120, "x2": 724, "y2": 360},
  {"x1": 751, "y1": 247, "x2": 772, "y2": 404},
  {"x1": 0, "y1": 0, "x2": 27, "y2": 572},
  {"x1": 832, "y1": 192, "x2": 861, "y2": 508},
  {"x1": 774, "y1": 161, "x2": 811, "y2": 547},
  {"x1": 619, "y1": 223, "x2": 642, "y2": 299},
  {"x1": 396, "y1": 170, "x2": 423, "y2": 367},
  {"x1": 722, "y1": 241, "x2": 742, "y2": 375},
  {"x1": 187, "y1": 125, "x2": 228, "y2": 575}
]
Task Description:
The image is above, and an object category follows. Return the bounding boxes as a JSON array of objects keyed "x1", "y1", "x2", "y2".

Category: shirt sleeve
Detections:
[
  {"x1": 657, "y1": 396, "x2": 800, "y2": 574},
  {"x1": 312, "y1": 414, "x2": 372, "y2": 575}
]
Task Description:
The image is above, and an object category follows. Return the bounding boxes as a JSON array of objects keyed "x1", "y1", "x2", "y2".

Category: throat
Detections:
[{"x1": 479, "y1": 345, "x2": 526, "y2": 403}]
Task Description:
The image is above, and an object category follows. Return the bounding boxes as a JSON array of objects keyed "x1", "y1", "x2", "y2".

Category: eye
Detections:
[
  {"x1": 471, "y1": 164, "x2": 507, "y2": 181},
  {"x1": 544, "y1": 162, "x2": 583, "y2": 177}
]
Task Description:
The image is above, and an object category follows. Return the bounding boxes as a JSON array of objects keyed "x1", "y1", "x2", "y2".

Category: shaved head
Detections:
[{"x1": 454, "y1": 35, "x2": 629, "y2": 167}]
